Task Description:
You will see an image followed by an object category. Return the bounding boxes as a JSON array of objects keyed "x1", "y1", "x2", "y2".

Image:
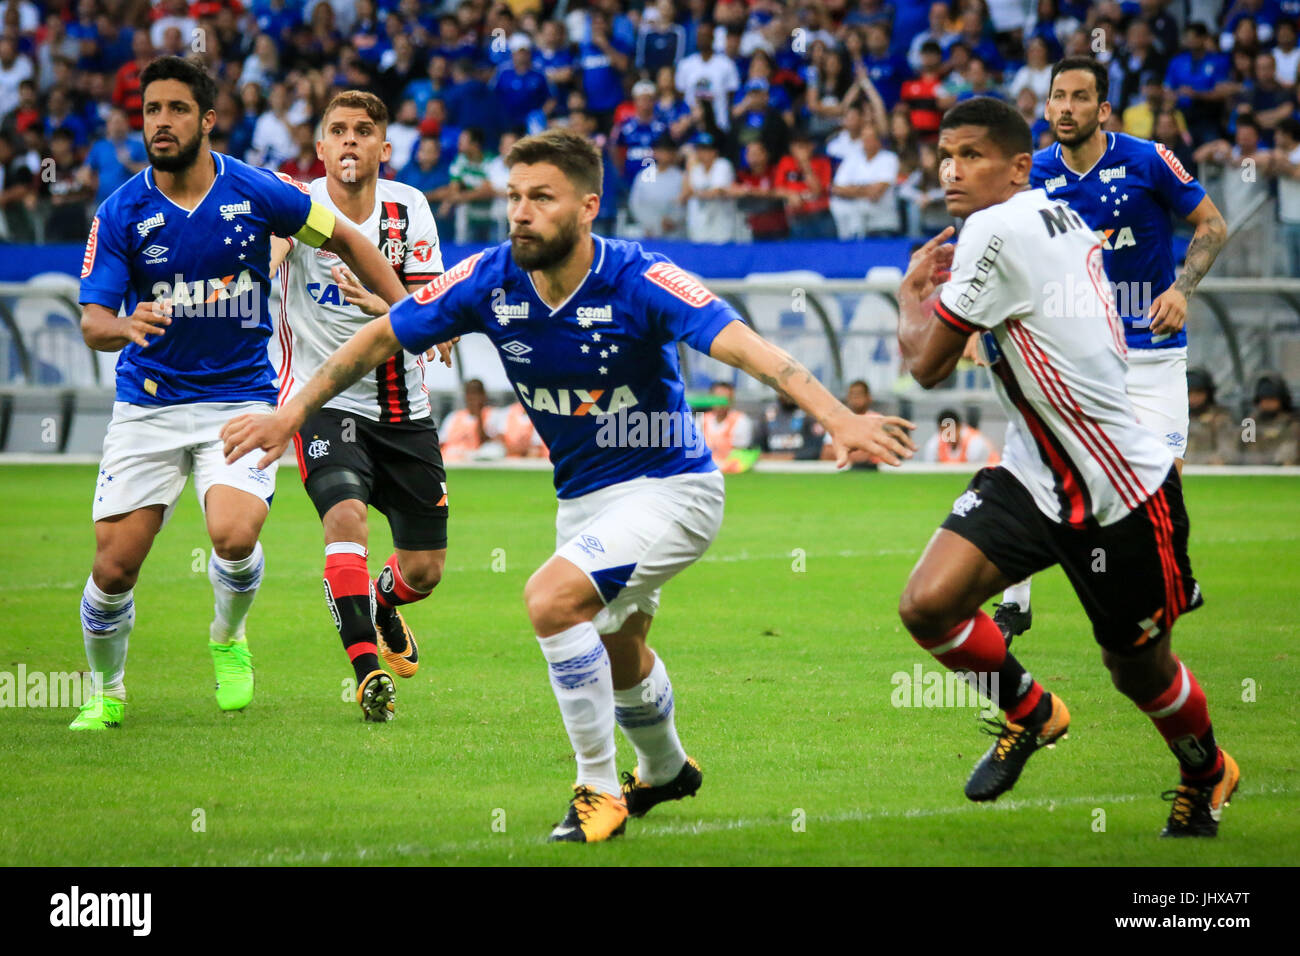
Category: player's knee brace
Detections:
[{"x1": 306, "y1": 467, "x2": 370, "y2": 519}]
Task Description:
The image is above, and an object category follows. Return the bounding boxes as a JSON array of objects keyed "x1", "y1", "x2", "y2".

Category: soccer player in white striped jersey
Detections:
[
  {"x1": 266, "y1": 90, "x2": 453, "y2": 722},
  {"x1": 896, "y1": 98, "x2": 1238, "y2": 837}
]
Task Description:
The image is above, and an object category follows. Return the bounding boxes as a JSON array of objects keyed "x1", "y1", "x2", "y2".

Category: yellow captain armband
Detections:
[{"x1": 294, "y1": 201, "x2": 336, "y2": 248}]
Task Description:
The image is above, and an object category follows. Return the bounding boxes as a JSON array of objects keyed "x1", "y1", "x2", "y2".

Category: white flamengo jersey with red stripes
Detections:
[
  {"x1": 934, "y1": 188, "x2": 1174, "y2": 527},
  {"x1": 269, "y1": 176, "x2": 444, "y2": 422}
]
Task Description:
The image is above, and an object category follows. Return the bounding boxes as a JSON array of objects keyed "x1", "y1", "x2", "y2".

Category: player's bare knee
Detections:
[
  {"x1": 524, "y1": 573, "x2": 582, "y2": 636},
  {"x1": 899, "y1": 578, "x2": 951, "y2": 640},
  {"x1": 210, "y1": 526, "x2": 260, "y2": 562},
  {"x1": 322, "y1": 500, "x2": 367, "y2": 544},
  {"x1": 401, "y1": 554, "x2": 442, "y2": 592},
  {"x1": 92, "y1": 555, "x2": 140, "y2": 594}
]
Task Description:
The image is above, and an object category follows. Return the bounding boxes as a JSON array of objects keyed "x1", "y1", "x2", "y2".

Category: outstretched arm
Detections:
[
  {"x1": 709, "y1": 320, "x2": 916, "y2": 466},
  {"x1": 220, "y1": 315, "x2": 401, "y2": 468},
  {"x1": 321, "y1": 220, "x2": 408, "y2": 307}
]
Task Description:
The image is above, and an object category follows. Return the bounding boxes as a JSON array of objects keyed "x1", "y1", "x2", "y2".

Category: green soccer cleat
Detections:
[
  {"x1": 68, "y1": 693, "x2": 124, "y2": 730},
  {"x1": 209, "y1": 639, "x2": 254, "y2": 711}
]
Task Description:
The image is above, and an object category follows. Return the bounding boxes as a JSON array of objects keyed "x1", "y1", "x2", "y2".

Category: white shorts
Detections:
[
  {"x1": 1126, "y1": 348, "x2": 1189, "y2": 459},
  {"x1": 93, "y1": 401, "x2": 279, "y2": 523},
  {"x1": 554, "y1": 470, "x2": 726, "y2": 633}
]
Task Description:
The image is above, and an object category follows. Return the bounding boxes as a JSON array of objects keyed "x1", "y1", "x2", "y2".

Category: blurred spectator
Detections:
[
  {"x1": 1273, "y1": 20, "x2": 1300, "y2": 88},
  {"x1": 1010, "y1": 37, "x2": 1053, "y2": 115},
  {"x1": 250, "y1": 83, "x2": 296, "y2": 169},
  {"x1": 493, "y1": 34, "x2": 550, "y2": 131},
  {"x1": 535, "y1": 19, "x2": 575, "y2": 100},
  {"x1": 578, "y1": 9, "x2": 630, "y2": 126},
  {"x1": 1237, "y1": 53, "x2": 1292, "y2": 141},
  {"x1": 378, "y1": 33, "x2": 421, "y2": 108},
  {"x1": 636, "y1": 5, "x2": 685, "y2": 76},
  {"x1": 826, "y1": 103, "x2": 868, "y2": 162},
  {"x1": 681, "y1": 131, "x2": 736, "y2": 243},
  {"x1": 1270, "y1": 118, "x2": 1300, "y2": 276},
  {"x1": 0, "y1": 0, "x2": 39, "y2": 34},
  {"x1": 150, "y1": 0, "x2": 197, "y2": 51},
  {"x1": 1184, "y1": 367, "x2": 1238, "y2": 465},
  {"x1": 1194, "y1": 116, "x2": 1272, "y2": 275},
  {"x1": 823, "y1": 379, "x2": 879, "y2": 466},
  {"x1": 1142, "y1": 0, "x2": 1182, "y2": 61},
  {"x1": 44, "y1": 87, "x2": 89, "y2": 148},
  {"x1": 804, "y1": 47, "x2": 853, "y2": 139},
  {"x1": 908, "y1": 2, "x2": 959, "y2": 74},
  {"x1": 1239, "y1": 374, "x2": 1300, "y2": 465},
  {"x1": 953, "y1": 8, "x2": 1004, "y2": 78},
  {"x1": 830, "y1": 124, "x2": 901, "y2": 237},
  {"x1": 676, "y1": 21, "x2": 740, "y2": 132},
  {"x1": 922, "y1": 408, "x2": 999, "y2": 465},
  {"x1": 403, "y1": 53, "x2": 448, "y2": 120},
  {"x1": 242, "y1": 34, "x2": 282, "y2": 93},
  {"x1": 1167, "y1": 21, "x2": 1231, "y2": 145},
  {"x1": 0, "y1": 131, "x2": 35, "y2": 242},
  {"x1": 1123, "y1": 73, "x2": 1181, "y2": 140},
  {"x1": 398, "y1": 135, "x2": 455, "y2": 230},
  {"x1": 1113, "y1": 18, "x2": 1166, "y2": 115},
  {"x1": 732, "y1": 140, "x2": 788, "y2": 240},
  {"x1": 698, "y1": 381, "x2": 754, "y2": 468},
  {"x1": 491, "y1": 401, "x2": 546, "y2": 458},
  {"x1": 4, "y1": 78, "x2": 39, "y2": 135},
  {"x1": 900, "y1": 40, "x2": 945, "y2": 142},
  {"x1": 83, "y1": 106, "x2": 146, "y2": 206},
  {"x1": 732, "y1": 78, "x2": 790, "y2": 160},
  {"x1": 757, "y1": 389, "x2": 824, "y2": 460},
  {"x1": 954, "y1": 56, "x2": 1006, "y2": 104},
  {"x1": 629, "y1": 134, "x2": 685, "y2": 238},
  {"x1": 385, "y1": 100, "x2": 420, "y2": 174},
  {"x1": 42, "y1": 128, "x2": 91, "y2": 242},
  {"x1": 899, "y1": 141, "x2": 950, "y2": 236},
  {"x1": 486, "y1": 129, "x2": 519, "y2": 233},
  {"x1": 0, "y1": 35, "x2": 33, "y2": 120},
  {"x1": 279, "y1": 122, "x2": 326, "y2": 182},
  {"x1": 862, "y1": 22, "x2": 910, "y2": 112},
  {"x1": 1153, "y1": 107, "x2": 1196, "y2": 174},
  {"x1": 440, "y1": 379, "x2": 495, "y2": 463},
  {"x1": 653, "y1": 63, "x2": 694, "y2": 141},
  {"x1": 776, "y1": 128, "x2": 835, "y2": 239},
  {"x1": 446, "y1": 126, "x2": 495, "y2": 243},
  {"x1": 615, "y1": 80, "x2": 668, "y2": 186}
]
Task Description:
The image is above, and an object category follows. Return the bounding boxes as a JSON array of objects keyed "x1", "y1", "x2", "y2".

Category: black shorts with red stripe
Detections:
[
  {"x1": 941, "y1": 465, "x2": 1202, "y2": 655},
  {"x1": 294, "y1": 406, "x2": 449, "y2": 551}
]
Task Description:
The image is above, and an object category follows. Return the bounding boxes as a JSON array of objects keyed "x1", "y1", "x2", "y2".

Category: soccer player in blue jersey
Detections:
[
  {"x1": 992, "y1": 56, "x2": 1228, "y2": 642},
  {"x1": 222, "y1": 127, "x2": 917, "y2": 843},
  {"x1": 70, "y1": 57, "x2": 411, "y2": 730}
]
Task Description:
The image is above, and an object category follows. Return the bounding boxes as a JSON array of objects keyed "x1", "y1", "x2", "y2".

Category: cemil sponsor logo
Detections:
[{"x1": 135, "y1": 211, "x2": 165, "y2": 237}]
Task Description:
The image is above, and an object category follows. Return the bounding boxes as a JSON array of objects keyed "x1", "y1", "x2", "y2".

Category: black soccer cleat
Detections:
[
  {"x1": 1161, "y1": 751, "x2": 1240, "y2": 838},
  {"x1": 620, "y1": 757, "x2": 703, "y2": 818},
  {"x1": 964, "y1": 694, "x2": 1069, "y2": 802},
  {"x1": 993, "y1": 601, "x2": 1032, "y2": 647}
]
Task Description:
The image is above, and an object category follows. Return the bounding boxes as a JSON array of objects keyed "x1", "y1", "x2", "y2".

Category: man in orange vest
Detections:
[
  {"x1": 494, "y1": 401, "x2": 548, "y2": 457},
  {"x1": 922, "y1": 407, "x2": 1000, "y2": 465},
  {"x1": 698, "y1": 381, "x2": 754, "y2": 469},
  {"x1": 440, "y1": 378, "x2": 495, "y2": 462}
]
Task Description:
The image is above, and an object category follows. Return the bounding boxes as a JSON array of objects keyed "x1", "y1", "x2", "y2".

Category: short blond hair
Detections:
[{"x1": 322, "y1": 90, "x2": 388, "y2": 129}]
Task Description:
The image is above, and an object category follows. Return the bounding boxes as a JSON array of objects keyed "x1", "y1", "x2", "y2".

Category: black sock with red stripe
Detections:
[
  {"x1": 373, "y1": 554, "x2": 430, "y2": 653},
  {"x1": 323, "y1": 545, "x2": 380, "y2": 683}
]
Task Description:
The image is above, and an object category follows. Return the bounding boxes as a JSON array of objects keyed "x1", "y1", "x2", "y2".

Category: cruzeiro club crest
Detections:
[{"x1": 306, "y1": 437, "x2": 330, "y2": 459}]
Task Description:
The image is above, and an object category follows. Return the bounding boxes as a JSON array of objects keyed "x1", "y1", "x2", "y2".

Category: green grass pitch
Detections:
[{"x1": 1, "y1": 465, "x2": 1296, "y2": 866}]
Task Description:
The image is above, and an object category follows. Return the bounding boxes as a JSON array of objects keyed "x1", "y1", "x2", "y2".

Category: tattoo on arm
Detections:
[
  {"x1": 756, "y1": 359, "x2": 813, "y2": 393},
  {"x1": 1174, "y1": 215, "x2": 1227, "y2": 296}
]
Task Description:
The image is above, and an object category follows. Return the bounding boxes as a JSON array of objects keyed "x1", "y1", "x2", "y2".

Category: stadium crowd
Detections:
[{"x1": 4, "y1": 0, "x2": 1300, "y2": 251}]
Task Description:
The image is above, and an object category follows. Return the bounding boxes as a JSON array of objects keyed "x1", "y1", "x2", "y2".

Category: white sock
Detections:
[
  {"x1": 613, "y1": 652, "x2": 687, "y2": 785},
  {"x1": 537, "y1": 622, "x2": 619, "y2": 795},
  {"x1": 208, "y1": 542, "x2": 264, "y2": 643},
  {"x1": 81, "y1": 575, "x2": 132, "y2": 700},
  {"x1": 1003, "y1": 578, "x2": 1032, "y2": 610}
]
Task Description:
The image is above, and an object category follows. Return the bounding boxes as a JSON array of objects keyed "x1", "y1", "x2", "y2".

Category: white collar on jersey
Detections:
[
  {"x1": 144, "y1": 151, "x2": 225, "y2": 217},
  {"x1": 1056, "y1": 132, "x2": 1114, "y2": 180},
  {"x1": 525, "y1": 233, "x2": 608, "y2": 316}
]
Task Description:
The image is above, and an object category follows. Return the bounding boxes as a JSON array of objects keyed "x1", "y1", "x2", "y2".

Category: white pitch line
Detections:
[{"x1": 240, "y1": 784, "x2": 1292, "y2": 865}]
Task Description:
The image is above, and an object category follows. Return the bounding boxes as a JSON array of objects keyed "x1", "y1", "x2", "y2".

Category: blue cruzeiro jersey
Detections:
[
  {"x1": 79, "y1": 151, "x2": 324, "y2": 406},
  {"x1": 1030, "y1": 132, "x2": 1206, "y2": 350},
  {"x1": 389, "y1": 236, "x2": 740, "y2": 498}
]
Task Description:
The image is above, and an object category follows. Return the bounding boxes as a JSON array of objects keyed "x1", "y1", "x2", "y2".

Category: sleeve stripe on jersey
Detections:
[
  {"x1": 412, "y1": 253, "x2": 482, "y2": 305},
  {"x1": 934, "y1": 299, "x2": 983, "y2": 335},
  {"x1": 405, "y1": 272, "x2": 443, "y2": 283}
]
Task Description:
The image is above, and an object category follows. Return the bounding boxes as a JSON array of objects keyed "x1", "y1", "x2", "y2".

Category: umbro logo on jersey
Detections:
[
  {"x1": 1044, "y1": 174, "x2": 1067, "y2": 192},
  {"x1": 219, "y1": 200, "x2": 252, "y2": 220},
  {"x1": 575, "y1": 305, "x2": 613, "y2": 326},
  {"x1": 1099, "y1": 166, "x2": 1127, "y2": 183},
  {"x1": 135, "y1": 212, "x2": 165, "y2": 237},
  {"x1": 501, "y1": 340, "x2": 532, "y2": 364},
  {"x1": 143, "y1": 244, "x2": 169, "y2": 264}
]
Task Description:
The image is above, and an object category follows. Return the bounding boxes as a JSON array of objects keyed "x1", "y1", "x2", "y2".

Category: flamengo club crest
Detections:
[{"x1": 306, "y1": 437, "x2": 330, "y2": 459}]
